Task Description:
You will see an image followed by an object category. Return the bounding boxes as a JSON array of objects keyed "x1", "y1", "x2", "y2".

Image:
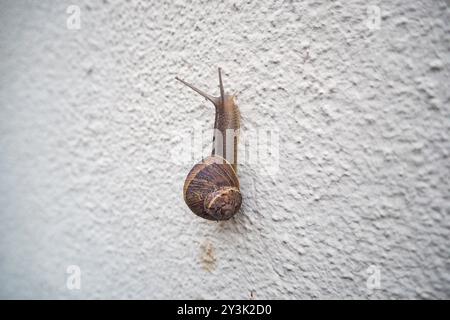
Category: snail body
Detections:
[{"x1": 176, "y1": 68, "x2": 242, "y2": 221}]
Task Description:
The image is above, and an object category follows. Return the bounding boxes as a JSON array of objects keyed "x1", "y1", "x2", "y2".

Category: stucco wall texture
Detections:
[{"x1": 0, "y1": 0, "x2": 449, "y2": 299}]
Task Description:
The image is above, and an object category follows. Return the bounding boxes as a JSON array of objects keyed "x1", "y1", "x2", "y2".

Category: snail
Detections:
[{"x1": 176, "y1": 68, "x2": 242, "y2": 221}]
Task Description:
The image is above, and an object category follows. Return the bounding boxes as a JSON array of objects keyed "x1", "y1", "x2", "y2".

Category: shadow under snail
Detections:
[{"x1": 176, "y1": 68, "x2": 242, "y2": 221}]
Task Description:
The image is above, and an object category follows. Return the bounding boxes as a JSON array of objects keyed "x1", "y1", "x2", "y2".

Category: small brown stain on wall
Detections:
[{"x1": 200, "y1": 240, "x2": 216, "y2": 272}]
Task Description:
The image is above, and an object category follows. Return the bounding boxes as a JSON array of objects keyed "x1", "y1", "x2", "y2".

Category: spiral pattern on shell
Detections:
[{"x1": 183, "y1": 156, "x2": 242, "y2": 221}]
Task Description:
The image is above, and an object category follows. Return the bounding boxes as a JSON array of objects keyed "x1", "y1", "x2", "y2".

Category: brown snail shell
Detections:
[
  {"x1": 183, "y1": 155, "x2": 242, "y2": 220},
  {"x1": 176, "y1": 68, "x2": 242, "y2": 221}
]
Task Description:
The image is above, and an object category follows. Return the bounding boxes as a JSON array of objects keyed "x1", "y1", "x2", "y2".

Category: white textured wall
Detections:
[{"x1": 0, "y1": 0, "x2": 449, "y2": 299}]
